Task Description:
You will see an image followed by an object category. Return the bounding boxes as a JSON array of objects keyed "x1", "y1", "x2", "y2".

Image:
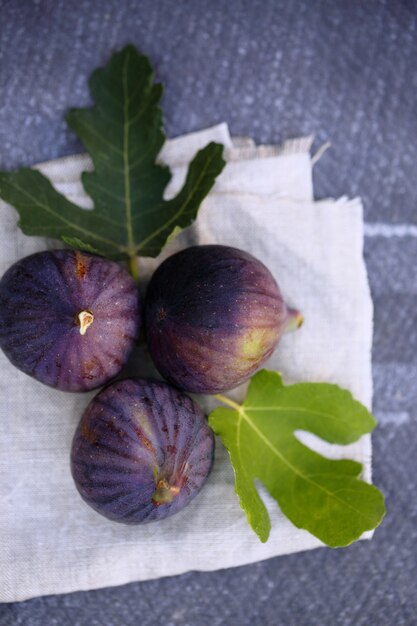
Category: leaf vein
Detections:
[
  {"x1": 9, "y1": 180, "x2": 119, "y2": 250},
  {"x1": 239, "y1": 409, "x2": 375, "y2": 524},
  {"x1": 246, "y1": 405, "x2": 357, "y2": 425},
  {"x1": 122, "y1": 50, "x2": 134, "y2": 256},
  {"x1": 135, "y1": 149, "x2": 216, "y2": 252}
]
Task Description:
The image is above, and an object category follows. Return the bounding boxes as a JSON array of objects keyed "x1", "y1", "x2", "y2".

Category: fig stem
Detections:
[
  {"x1": 152, "y1": 479, "x2": 180, "y2": 505},
  {"x1": 78, "y1": 310, "x2": 94, "y2": 335},
  {"x1": 129, "y1": 255, "x2": 139, "y2": 284},
  {"x1": 214, "y1": 394, "x2": 242, "y2": 412},
  {"x1": 284, "y1": 307, "x2": 304, "y2": 333}
]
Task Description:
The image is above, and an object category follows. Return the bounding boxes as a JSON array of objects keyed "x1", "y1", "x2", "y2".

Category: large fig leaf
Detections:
[
  {"x1": 0, "y1": 45, "x2": 225, "y2": 261},
  {"x1": 209, "y1": 370, "x2": 385, "y2": 547}
]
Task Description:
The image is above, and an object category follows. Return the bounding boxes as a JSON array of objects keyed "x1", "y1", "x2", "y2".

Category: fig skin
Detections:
[
  {"x1": 71, "y1": 378, "x2": 214, "y2": 524},
  {"x1": 0, "y1": 250, "x2": 140, "y2": 391},
  {"x1": 145, "y1": 245, "x2": 302, "y2": 394}
]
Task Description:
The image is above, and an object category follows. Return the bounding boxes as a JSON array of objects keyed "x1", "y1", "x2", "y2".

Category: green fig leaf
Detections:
[
  {"x1": 209, "y1": 370, "x2": 385, "y2": 547},
  {"x1": 0, "y1": 45, "x2": 225, "y2": 261}
]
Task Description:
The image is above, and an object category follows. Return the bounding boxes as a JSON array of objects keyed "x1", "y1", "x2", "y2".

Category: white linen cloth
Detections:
[{"x1": 0, "y1": 124, "x2": 373, "y2": 602}]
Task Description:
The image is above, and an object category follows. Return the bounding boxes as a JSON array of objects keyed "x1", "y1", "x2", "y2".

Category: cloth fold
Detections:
[{"x1": 0, "y1": 124, "x2": 373, "y2": 602}]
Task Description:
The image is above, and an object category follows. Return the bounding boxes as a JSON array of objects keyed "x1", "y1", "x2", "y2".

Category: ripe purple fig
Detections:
[
  {"x1": 0, "y1": 250, "x2": 139, "y2": 391},
  {"x1": 71, "y1": 378, "x2": 214, "y2": 524},
  {"x1": 145, "y1": 245, "x2": 302, "y2": 394}
]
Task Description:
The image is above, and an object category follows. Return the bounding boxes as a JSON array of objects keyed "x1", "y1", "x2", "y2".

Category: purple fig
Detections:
[
  {"x1": 145, "y1": 245, "x2": 302, "y2": 394},
  {"x1": 71, "y1": 378, "x2": 214, "y2": 524},
  {"x1": 0, "y1": 250, "x2": 139, "y2": 391}
]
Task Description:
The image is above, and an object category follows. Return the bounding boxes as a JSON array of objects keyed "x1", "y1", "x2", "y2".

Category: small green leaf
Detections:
[
  {"x1": 165, "y1": 225, "x2": 183, "y2": 246},
  {"x1": 61, "y1": 236, "x2": 101, "y2": 255},
  {"x1": 0, "y1": 45, "x2": 225, "y2": 260},
  {"x1": 209, "y1": 370, "x2": 385, "y2": 547}
]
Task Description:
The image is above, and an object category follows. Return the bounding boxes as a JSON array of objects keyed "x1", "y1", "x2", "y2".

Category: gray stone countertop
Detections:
[{"x1": 0, "y1": 1, "x2": 416, "y2": 624}]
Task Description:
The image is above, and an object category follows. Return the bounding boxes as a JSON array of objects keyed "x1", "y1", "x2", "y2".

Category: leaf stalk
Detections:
[
  {"x1": 129, "y1": 255, "x2": 139, "y2": 284},
  {"x1": 213, "y1": 394, "x2": 242, "y2": 412}
]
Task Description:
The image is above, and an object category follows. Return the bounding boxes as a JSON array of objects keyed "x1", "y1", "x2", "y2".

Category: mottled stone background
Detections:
[{"x1": 0, "y1": 1, "x2": 416, "y2": 624}]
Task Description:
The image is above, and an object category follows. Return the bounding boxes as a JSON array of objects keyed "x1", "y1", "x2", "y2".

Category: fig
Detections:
[
  {"x1": 145, "y1": 245, "x2": 302, "y2": 394},
  {"x1": 71, "y1": 378, "x2": 214, "y2": 524},
  {"x1": 0, "y1": 250, "x2": 139, "y2": 391}
]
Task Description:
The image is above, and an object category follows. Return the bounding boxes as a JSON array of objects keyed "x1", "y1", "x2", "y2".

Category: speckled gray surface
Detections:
[{"x1": 0, "y1": 1, "x2": 417, "y2": 624}]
